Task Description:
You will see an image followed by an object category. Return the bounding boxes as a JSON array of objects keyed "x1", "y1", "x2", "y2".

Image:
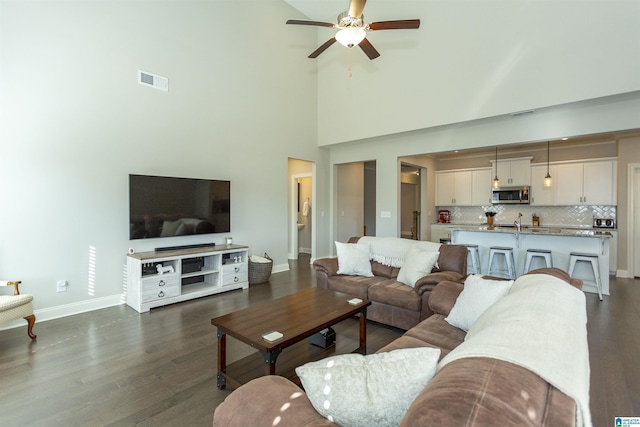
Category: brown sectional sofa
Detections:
[
  {"x1": 213, "y1": 268, "x2": 585, "y2": 427},
  {"x1": 313, "y1": 237, "x2": 468, "y2": 330}
]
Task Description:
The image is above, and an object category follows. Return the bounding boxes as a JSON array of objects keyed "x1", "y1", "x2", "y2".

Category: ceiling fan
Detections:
[{"x1": 286, "y1": 0, "x2": 420, "y2": 60}]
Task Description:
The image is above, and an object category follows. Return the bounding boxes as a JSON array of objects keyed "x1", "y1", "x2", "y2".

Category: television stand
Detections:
[{"x1": 126, "y1": 244, "x2": 249, "y2": 313}]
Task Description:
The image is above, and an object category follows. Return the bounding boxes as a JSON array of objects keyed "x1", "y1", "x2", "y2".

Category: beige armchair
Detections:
[{"x1": 0, "y1": 281, "x2": 37, "y2": 339}]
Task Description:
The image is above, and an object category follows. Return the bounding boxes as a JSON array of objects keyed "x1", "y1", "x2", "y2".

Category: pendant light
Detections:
[
  {"x1": 492, "y1": 146, "x2": 500, "y2": 189},
  {"x1": 543, "y1": 141, "x2": 553, "y2": 187}
]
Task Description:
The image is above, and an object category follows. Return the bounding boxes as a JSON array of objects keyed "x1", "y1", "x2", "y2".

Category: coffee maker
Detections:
[{"x1": 439, "y1": 210, "x2": 450, "y2": 223}]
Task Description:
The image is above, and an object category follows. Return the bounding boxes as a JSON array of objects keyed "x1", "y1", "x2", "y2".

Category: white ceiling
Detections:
[
  {"x1": 284, "y1": 0, "x2": 348, "y2": 21},
  {"x1": 283, "y1": 1, "x2": 354, "y2": 20},
  {"x1": 283, "y1": 0, "x2": 409, "y2": 22}
]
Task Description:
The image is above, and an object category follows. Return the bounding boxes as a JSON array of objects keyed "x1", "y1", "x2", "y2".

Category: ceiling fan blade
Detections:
[
  {"x1": 368, "y1": 19, "x2": 421, "y2": 31},
  {"x1": 349, "y1": 0, "x2": 367, "y2": 18},
  {"x1": 309, "y1": 38, "x2": 337, "y2": 58},
  {"x1": 286, "y1": 19, "x2": 335, "y2": 28},
  {"x1": 359, "y1": 37, "x2": 380, "y2": 60}
]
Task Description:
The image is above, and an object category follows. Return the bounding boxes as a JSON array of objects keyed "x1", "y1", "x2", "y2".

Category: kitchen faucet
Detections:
[{"x1": 514, "y1": 212, "x2": 523, "y2": 231}]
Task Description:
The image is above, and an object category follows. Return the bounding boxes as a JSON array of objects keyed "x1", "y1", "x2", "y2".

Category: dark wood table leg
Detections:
[
  {"x1": 217, "y1": 328, "x2": 227, "y2": 389},
  {"x1": 260, "y1": 348, "x2": 283, "y2": 376},
  {"x1": 358, "y1": 308, "x2": 367, "y2": 354}
]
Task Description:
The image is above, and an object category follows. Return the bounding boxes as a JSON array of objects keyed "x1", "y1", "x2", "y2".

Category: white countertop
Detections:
[{"x1": 449, "y1": 225, "x2": 612, "y2": 238}]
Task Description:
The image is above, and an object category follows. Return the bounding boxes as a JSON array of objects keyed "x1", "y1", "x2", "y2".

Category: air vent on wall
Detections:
[{"x1": 138, "y1": 70, "x2": 169, "y2": 91}]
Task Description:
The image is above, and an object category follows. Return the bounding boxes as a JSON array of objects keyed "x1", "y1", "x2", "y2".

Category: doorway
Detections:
[
  {"x1": 401, "y1": 164, "x2": 421, "y2": 240},
  {"x1": 297, "y1": 177, "x2": 312, "y2": 256},
  {"x1": 629, "y1": 163, "x2": 640, "y2": 278},
  {"x1": 288, "y1": 159, "x2": 314, "y2": 262},
  {"x1": 336, "y1": 161, "x2": 376, "y2": 241}
]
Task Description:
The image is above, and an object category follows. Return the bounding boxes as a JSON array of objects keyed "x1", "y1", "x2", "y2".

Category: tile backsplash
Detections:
[{"x1": 441, "y1": 205, "x2": 616, "y2": 228}]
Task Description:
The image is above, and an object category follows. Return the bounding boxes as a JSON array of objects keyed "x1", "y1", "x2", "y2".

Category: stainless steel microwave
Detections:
[{"x1": 491, "y1": 186, "x2": 530, "y2": 204}]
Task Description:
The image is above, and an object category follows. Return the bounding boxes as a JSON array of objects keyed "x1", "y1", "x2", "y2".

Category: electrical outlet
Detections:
[{"x1": 56, "y1": 280, "x2": 67, "y2": 292}]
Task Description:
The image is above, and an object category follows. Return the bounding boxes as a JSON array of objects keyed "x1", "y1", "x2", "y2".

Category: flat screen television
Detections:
[{"x1": 129, "y1": 174, "x2": 230, "y2": 240}]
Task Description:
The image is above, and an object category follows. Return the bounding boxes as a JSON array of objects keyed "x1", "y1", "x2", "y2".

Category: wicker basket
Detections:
[{"x1": 249, "y1": 253, "x2": 273, "y2": 284}]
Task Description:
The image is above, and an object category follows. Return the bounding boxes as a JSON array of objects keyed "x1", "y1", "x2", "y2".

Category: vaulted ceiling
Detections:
[{"x1": 284, "y1": 1, "x2": 360, "y2": 20}]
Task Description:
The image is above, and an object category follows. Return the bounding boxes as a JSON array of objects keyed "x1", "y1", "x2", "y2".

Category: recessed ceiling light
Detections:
[{"x1": 561, "y1": 137, "x2": 568, "y2": 140}]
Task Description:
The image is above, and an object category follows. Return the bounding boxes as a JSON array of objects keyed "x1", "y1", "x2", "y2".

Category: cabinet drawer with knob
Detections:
[
  {"x1": 141, "y1": 283, "x2": 179, "y2": 302},
  {"x1": 141, "y1": 275, "x2": 179, "y2": 302},
  {"x1": 222, "y1": 263, "x2": 248, "y2": 286}
]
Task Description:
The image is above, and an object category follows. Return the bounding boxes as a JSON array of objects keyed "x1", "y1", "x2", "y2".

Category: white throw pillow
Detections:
[
  {"x1": 445, "y1": 274, "x2": 514, "y2": 332},
  {"x1": 296, "y1": 347, "x2": 441, "y2": 427},
  {"x1": 335, "y1": 241, "x2": 373, "y2": 277},
  {"x1": 397, "y1": 247, "x2": 440, "y2": 287}
]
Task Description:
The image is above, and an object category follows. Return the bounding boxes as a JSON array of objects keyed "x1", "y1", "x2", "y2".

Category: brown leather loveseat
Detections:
[{"x1": 313, "y1": 236, "x2": 468, "y2": 330}]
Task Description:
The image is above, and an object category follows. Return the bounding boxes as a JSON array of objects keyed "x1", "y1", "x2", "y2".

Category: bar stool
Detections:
[
  {"x1": 568, "y1": 252, "x2": 603, "y2": 301},
  {"x1": 465, "y1": 244, "x2": 481, "y2": 274},
  {"x1": 524, "y1": 249, "x2": 553, "y2": 273},
  {"x1": 487, "y1": 246, "x2": 516, "y2": 279}
]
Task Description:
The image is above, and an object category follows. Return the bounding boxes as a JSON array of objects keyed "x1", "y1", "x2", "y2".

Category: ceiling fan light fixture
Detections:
[{"x1": 335, "y1": 27, "x2": 366, "y2": 48}]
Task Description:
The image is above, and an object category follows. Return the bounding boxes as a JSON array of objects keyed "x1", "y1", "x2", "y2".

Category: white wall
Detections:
[
  {"x1": 316, "y1": 0, "x2": 640, "y2": 146},
  {"x1": 0, "y1": 1, "x2": 329, "y2": 318},
  {"x1": 336, "y1": 162, "x2": 365, "y2": 242},
  {"x1": 329, "y1": 93, "x2": 640, "y2": 238}
]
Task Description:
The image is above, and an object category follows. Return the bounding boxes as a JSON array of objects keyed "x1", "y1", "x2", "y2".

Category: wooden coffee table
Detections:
[{"x1": 211, "y1": 287, "x2": 371, "y2": 390}]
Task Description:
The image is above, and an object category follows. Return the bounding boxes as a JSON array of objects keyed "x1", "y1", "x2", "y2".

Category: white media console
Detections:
[{"x1": 126, "y1": 244, "x2": 249, "y2": 313}]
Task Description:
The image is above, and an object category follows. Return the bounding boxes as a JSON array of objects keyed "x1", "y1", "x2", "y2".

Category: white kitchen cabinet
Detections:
[
  {"x1": 471, "y1": 168, "x2": 492, "y2": 206},
  {"x1": 583, "y1": 161, "x2": 617, "y2": 205},
  {"x1": 436, "y1": 168, "x2": 491, "y2": 206},
  {"x1": 530, "y1": 164, "x2": 556, "y2": 206},
  {"x1": 554, "y1": 160, "x2": 616, "y2": 205},
  {"x1": 494, "y1": 158, "x2": 531, "y2": 186},
  {"x1": 435, "y1": 170, "x2": 472, "y2": 205}
]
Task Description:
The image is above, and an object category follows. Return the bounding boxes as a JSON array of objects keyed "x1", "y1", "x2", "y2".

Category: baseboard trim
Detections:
[
  {"x1": 1, "y1": 265, "x2": 298, "y2": 333},
  {"x1": 272, "y1": 263, "x2": 290, "y2": 274},
  {"x1": 0, "y1": 294, "x2": 124, "y2": 332},
  {"x1": 616, "y1": 269, "x2": 631, "y2": 278}
]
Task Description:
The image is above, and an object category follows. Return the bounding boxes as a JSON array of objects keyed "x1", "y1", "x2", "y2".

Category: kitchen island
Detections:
[{"x1": 451, "y1": 225, "x2": 611, "y2": 295}]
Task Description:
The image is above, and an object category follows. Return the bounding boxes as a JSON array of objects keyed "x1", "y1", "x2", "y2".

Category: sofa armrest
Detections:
[
  {"x1": 527, "y1": 267, "x2": 583, "y2": 290},
  {"x1": 400, "y1": 358, "x2": 576, "y2": 427},
  {"x1": 213, "y1": 376, "x2": 335, "y2": 427},
  {"x1": 434, "y1": 244, "x2": 468, "y2": 275},
  {"x1": 413, "y1": 271, "x2": 465, "y2": 296},
  {"x1": 313, "y1": 258, "x2": 338, "y2": 290},
  {"x1": 427, "y1": 281, "x2": 464, "y2": 316},
  {"x1": 313, "y1": 257, "x2": 339, "y2": 276}
]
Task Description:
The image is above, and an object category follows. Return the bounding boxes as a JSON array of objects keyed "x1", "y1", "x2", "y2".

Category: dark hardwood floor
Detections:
[{"x1": 1, "y1": 255, "x2": 638, "y2": 426}]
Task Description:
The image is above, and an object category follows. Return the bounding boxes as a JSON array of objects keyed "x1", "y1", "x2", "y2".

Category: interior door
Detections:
[
  {"x1": 401, "y1": 164, "x2": 421, "y2": 239},
  {"x1": 635, "y1": 166, "x2": 640, "y2": 277}
]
